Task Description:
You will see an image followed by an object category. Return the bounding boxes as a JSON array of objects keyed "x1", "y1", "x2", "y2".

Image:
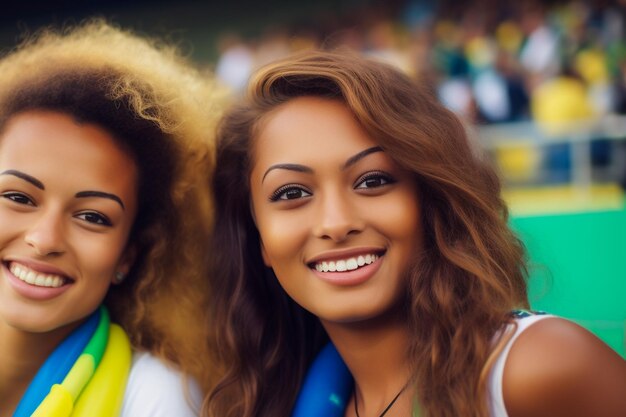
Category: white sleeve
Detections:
[{"x1": 120, "y1": 352, "x2": 202, "y2": 417}]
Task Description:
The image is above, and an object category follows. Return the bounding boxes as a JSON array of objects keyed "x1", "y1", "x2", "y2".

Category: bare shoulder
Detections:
[{"x1": 502, "y1": 317, "x2": 626, "y2": 417}]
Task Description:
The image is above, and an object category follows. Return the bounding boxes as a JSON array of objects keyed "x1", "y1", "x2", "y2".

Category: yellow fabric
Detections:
[
  {"x1": 32, "y1": 384, "x2": 73, "y2": 417},
  {"x1": 62, "y1": 355, "x2": 96, "y2": 401},
  {"x1": 575, "y1": 49, "x2": 609, "y2": 84},
  {"x1": 495, "y1": 21, "x2": 523, "y2": 52},
  {"x1": 32, "y1": 324, "x2": 132, "y2": 417},
  {"x1": 73, "y1": 324, "x2": 132, "y2": 417},
  {"x1": 531, "y1": 76, "x2": 594, "y2": 135}
]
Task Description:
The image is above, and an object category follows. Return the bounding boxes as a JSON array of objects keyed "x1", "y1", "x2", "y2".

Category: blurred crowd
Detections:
[
  {"x1": 213, "y1": 0, "x2": 626, "y2": 126},
  {"x1": 212, "y1": 0, "x2": 626, "y2": 187}
]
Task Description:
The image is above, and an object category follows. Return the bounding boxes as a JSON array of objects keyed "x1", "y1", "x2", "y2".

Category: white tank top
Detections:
[{"x1": 488, "y1": 313, "x2": 554, "y2": 417}]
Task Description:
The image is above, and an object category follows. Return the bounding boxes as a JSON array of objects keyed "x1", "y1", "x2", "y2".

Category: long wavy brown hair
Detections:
[
  {"x1": 0, "y1": 20, "x2": 220, "y2": 392},
  {"x1": 206, "y1": 50, "x2": 529, "y2": 417}
]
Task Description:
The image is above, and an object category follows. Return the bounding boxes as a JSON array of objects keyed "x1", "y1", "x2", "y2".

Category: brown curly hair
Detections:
[
  {"x1": 0, "y1": 19, "x2": 220, "y2": 391},
  {"x1": 206, "y1": 50, "x2": 529, "y2": 417}
]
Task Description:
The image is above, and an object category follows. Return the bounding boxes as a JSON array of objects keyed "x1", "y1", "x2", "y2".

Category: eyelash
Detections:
[
  {"x1": 75, "y1": 211, "x2": 113, "y2": 227},
  {"x1": 269, "y1": 184, "x2": 312, "y2": 202},
  {"x1": 354, "y1": 171, "x2": 396, "y2": 190},
  {"x1": 1, "y1": 191, "x2": 35, "y2": 206},
  {"x1": 1, "y1": 192, "x2": 112, "y2": 227},
  {"x1": 268, "y1": 171, "x2": 396, "y2": 202}
]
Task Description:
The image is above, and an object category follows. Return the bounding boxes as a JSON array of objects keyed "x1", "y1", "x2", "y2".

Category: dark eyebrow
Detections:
[
  {"x1": 0, "y1": 170, "x2": 45, "y2": 189},
  {"x1": 75, "y1": 191, "x2": 125, "y2": 210},
  {"x1": 342, "y1": 146, "x2": 383, "y2": 170},
  {"x1": 261, "y1": 146, "x2": 384, "y2": 183},
  {"x1": 262, "y1": 164, "x2": 313, "y2": 183}
]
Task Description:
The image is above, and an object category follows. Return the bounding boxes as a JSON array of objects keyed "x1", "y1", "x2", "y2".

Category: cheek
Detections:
[
  {"x1": 0, "y1": 209, "x2": 28, "y2": 235},
  {"x1": 385, "y1": 192, "x2": 422, "y2": 254},
  {"x1": 255, "y1": 207, "x2": 307, "y2": 265},
  {"x1": 77, "y1": 234, "x2": 128, "y2": 279},
  {"x1": 257, "y1": 222, "x2": 305, "y2": 301},
  {"x1": 258, "y1": 223, "x2": 300, "y2": 272}
]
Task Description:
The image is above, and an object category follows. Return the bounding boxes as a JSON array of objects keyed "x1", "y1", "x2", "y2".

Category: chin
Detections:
[
  {"x1": 316, "y1": 305, "x2": 388, "y2": 325},
  {"x1": 1, "y1": 306, "x2": 64, "y2": 333},
  {"x1": 3, "y1": 315, "x2": 51, "y2": 333},
  {"x1": 318, "y1": 298, "x2": 406, "y2": 328}
]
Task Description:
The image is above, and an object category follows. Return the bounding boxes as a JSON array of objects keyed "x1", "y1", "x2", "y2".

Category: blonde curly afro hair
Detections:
[{"x1": 0, "y1": 19, "x2": 222, "y2": 391}]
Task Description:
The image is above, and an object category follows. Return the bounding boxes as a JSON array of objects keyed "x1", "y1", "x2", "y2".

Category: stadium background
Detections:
[{"x1": 2, "y1": 0, "x2": 624, "y2": 357}]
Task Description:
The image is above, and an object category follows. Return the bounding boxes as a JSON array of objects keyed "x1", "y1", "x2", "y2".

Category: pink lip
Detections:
[
  {"x1": 2, "y1": 261, "x2": 72, "y2": 301},
  {"x1": 310, "y1": 255, "x2": 384, "y2": 286}
]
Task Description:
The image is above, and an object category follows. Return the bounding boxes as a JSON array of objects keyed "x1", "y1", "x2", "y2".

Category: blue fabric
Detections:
[
  {"x1": 291, "y1": 343, "x2": 353, "y2": 417},
  {"x1": 13, "y1": 308, "x2": 101, "y2": 417}
]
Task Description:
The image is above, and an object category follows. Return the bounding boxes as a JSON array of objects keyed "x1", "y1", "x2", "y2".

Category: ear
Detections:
[
  {"x1": 111, "y1": 245, "x2": 137, "y2": 285},
  {"x1": 260, "y1": 239, "x2": 272, "y2": 267}
]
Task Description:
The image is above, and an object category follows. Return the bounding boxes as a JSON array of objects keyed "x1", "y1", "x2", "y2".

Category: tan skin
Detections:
[
  {"x1": 250, "y1": 97, "x2": 420, "y2": 416},
  {"x1": 0, "y1": 111, "x2": 137, "y2": 415},
  {"x1": 250, "y1": 97, "x2": 626, "y2": 417},
  {"x1": 503, "y1": 317, "x2": 626, "y2": 417},
  {"x1": 325, "y1": 312, "x2": 415, "y2": 417}
]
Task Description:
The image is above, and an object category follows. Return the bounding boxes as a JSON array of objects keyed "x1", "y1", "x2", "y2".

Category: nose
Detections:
[
  {"x1": 313, "y1": 190, "x2": 363, "y2": 242},
  {"x1": 24, "y1": 208, "x2": 66, "y2": 256}
]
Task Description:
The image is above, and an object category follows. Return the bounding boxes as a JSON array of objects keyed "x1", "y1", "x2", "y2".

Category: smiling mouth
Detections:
[
  {"x1": 7, "y1": 261, "x2": 69, "y2": 288},
  {"x1": 309, "y1": 252, "x2": 384, "y2": 273}
]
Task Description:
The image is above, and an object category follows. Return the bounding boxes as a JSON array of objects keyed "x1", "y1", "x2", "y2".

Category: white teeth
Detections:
[
  {"x1": 336, "y1": 260, "x2": 347, "y2": 272},
  {"x1": 314, "y1": 254, "x2": 379, "y2": 273},
  {"x1": 9, "y1": 262, "x2": 66, "y2": 288},
  {"x1": 346, "y1": 258, "x2": 358, "y2": 270}
]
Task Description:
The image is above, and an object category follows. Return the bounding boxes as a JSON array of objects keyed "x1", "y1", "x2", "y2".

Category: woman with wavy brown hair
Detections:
[
  {"x1": 206, "y1": 50, "x2": 626, "y2": 417},
  {"x1": 0, "y1": 20, "x2": 218, "y2": 416}
]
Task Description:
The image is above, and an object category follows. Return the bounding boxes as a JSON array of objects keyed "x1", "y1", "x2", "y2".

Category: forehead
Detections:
[
  {"x1": 0, "y1": 110, "x2": 130, "y2": 161},
  {"x1": 0, "y1": 111, "x2": 138, "y2": 195},
  {"x1": 253, "y1": 96, "x2": 378, "y2": 166}
]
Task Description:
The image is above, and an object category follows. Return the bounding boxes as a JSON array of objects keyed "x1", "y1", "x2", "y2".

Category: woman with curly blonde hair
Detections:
[
  {"x1": 206, "y1": 50, "x2": 626, "y2": 417},
  {"x1": 0, "y1": 20, "x2": 218, "y2": 416}
]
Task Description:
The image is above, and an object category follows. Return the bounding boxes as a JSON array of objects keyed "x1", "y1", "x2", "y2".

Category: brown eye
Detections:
[
  {"x1": 270, "y1": 184, "x2": 312, "y2": 202},
  {"x1": 2, "y1": 192, "x2": 35, "y2": 206},
  {"x1": 75, "y1": 211, "x2": 112, "y2": 226},
  {"x1": 284, "y1": 189, "x2": 305, "y2": 200},
  {"x1": 364, "y1": 177, "x2": 385, "y2": 188},
  {"x1": 355, "y1": 171, "x2": 395, "y2": 190}
]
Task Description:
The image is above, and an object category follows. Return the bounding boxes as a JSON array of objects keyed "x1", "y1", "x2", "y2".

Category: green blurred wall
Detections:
[{"x1": 511, "y1": 204, "x2": 626, "y2": 357}]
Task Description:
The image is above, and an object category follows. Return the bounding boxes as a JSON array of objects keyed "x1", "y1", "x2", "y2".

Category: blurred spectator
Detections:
[
  {"x1": 215, "y1": 33, "x2": 254, "y2": 93},
  {"x1": 575, "y1": 46, "x2": 613, "y2": 115},
  {"x1": 531, "y1": 66, "x2": 594, "y2": 131},
  {"x1": 518, "y1": 4, "x2": 561, "y2": 88}
]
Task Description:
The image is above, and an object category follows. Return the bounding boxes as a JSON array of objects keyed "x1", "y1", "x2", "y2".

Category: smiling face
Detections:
[
  {"x1": 250, "y1": 96, "x2": 423, "y2": 325},
  {"x1": 0, "y1": 111, "x2": 138, "y2": 334}
]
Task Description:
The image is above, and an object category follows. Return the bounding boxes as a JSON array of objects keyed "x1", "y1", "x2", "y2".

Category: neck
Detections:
[
  {"x1": 321, "y1": 310, "x2": 414, "y2": 416},
  {"x1": 0, "y1": 321, "x2": 74, "y2": 417}
]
